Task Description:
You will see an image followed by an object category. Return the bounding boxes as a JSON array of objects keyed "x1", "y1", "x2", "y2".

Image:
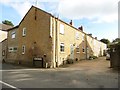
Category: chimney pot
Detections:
[
  {"x1": 70, "y1": 20, "x2": 73, "y2": 25},
  {"x1": 88, "y1": 33, "x2": 92, "y2": 36},
  {"x1": 78, "y1": 26, "x2": 83, "y2": 31}
]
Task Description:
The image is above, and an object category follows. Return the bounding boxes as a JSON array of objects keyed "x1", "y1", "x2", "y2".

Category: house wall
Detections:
[
  {"x1": 7, "y1": 28, "x2": 18, "y2": 62},
  {"x1": 2, "y1": 39, "x2": 7, "y2": 62},
  {"x1": 86, "y1": 35, "x2": 94, "y2": 58},
  {"x1": 54, "y1": 19, "x2": 87, "y2": 66},
  {"x1": 0, "y1": 43, "x2": 2, "y2": 62},
  {"x1": 87, "y1": 35, "x2": 106, "y2": 57},
  {"x1": 52, "y1": 17, "x2": 106, "y2": 66},
  {"x1": 17, "y1": 7, "x2": 52, "y2": 66},
  {"x1": 100, "y1": 42, "x2": 107, "y2": 56},
  {"x1": 6, "y1": 6, "x2": 107, "y2": 68},
  {"x1": 0, "y1": 31, "x2": 7, "y2": 42}
]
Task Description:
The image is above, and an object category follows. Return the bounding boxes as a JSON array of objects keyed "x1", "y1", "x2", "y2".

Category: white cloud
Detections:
[
  {"x1": 1, "y1": 0, "x2": 119, "y2": 23},
  {"x1": 10, "y1": 1, "x2": 32, "y2": 17},
  {"x1": 0, "y1": 0, "x2": 46, "y2": 18},
  {"x1": 58, "y1": 0, "x2": 119, "y2": 23}
]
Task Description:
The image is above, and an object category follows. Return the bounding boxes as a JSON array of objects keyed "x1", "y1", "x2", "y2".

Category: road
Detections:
[{"x1": 0, "y1": 57, "x2": 119, "y2": 89}]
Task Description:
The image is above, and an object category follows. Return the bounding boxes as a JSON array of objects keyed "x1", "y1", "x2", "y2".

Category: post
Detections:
[{"x1": 44, "y1": 54, "x2": 47, "y2": 68}]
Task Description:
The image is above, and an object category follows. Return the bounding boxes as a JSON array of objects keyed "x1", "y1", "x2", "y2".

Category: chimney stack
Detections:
[
  {"x1": 70, "y1": 20, "x2": 73, "y2": 25},
  {"x1": 78, "y1": 26, "x2": 83, "y2": 31},
  {"x1": 88, "y1": 33, "x2": 92, "y2": 36}
]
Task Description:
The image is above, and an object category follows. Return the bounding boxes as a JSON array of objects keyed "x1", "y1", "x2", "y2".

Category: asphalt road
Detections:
[{"x1": 0, "y1": 57, "x2": 119, "y2": 89}]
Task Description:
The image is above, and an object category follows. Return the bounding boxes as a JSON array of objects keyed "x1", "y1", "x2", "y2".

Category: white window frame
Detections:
[
  {"x1": 8, "y1": 47, "x2": 14, "y2": 52},
  {"x1": 14, "y1": 47, "x2": 17, "y2": 52},
  {"x1": 60, "y1": 43, "x2": 65, "y2": 52},
  {"x1": 11, "y1": 31, "x2": 16, "y2": 39},
  {"x1": 87, "y1": 46, "x2": 89, "y2": 53},
  {"x1": 76, "y1": 32, "x2": 79, "y2": 40},
  {"x1": 2, "y1": 50, "x2": 5, "y2": 56},
  {"x1": 8, "y1": 47, "x2": 18, "y2": 53},
  {"x1": 22, "y1": 28, "x2": 26, "y2": 36},
  {"x1": 82, "y1": 34, "x2": 84, "y2": 41},
  {"x1": 76, "y1": 45, "x2": 80, "y2": 53},
  {"x1": 82, "y1": 46, "x2": 85, "y2": 53},
  {"x1": 22, "y1": 45, "x2": 25, "y2": 54},
  {"x1": 60, "y1": 24, "x2": 64, "y2": 35}
]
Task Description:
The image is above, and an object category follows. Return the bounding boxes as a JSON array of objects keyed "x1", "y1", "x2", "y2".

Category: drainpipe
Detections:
[
  {"x1": 55, "y1": 17, "x2": 58, "y2": 67},
  {"x1": 85, "y1": 34, "x2": 88, "y2": 60},
  {"x1": 6, "y1": 31, "x2": 8, "y2": 61}
]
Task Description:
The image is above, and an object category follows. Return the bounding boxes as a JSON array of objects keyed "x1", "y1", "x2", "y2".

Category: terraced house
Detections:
[{"x1": 5, "y1": 6, "x2": 106, "y2": 68}]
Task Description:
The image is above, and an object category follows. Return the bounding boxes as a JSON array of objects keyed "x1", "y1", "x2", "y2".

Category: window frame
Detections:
[
  {"x1": 22, "y1": 45, "x2": 25, "y2": 54},
  {"x1": 76, "y1": 45, "x2": 80, "y2": 53},
  {"x1": 2, "y1": 50, "x2": 5, "y2": 56},
  {"x1": 82, "y1": 34, "x2": 84, "y2": 41},
  {"x1": 22, "y1": 27, "x2": 26, "y2": 36},
  {"x1": 76, "y1": 32, "x2": 79, "y2": 40},
  {"x1": 14, "y1": 47, "x2": 17, "y2": 52},
  {"x1": 60, "y1": 24, "x2": 64, "y2": 35},
  {"x1": 8, "y1": 47, "x2": 14, "y2": 52},
  {"x1": 11, "y1": 31, "x2": 16, "y2": 39},
  {"x1": 82, "y1": 46, "x2": 85, "y2": 53},
  {"x1": 60, "y1": 43, "x2": 65, "y2": 52}
]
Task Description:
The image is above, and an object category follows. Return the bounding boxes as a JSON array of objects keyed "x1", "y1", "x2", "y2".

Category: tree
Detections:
[
  {"x1": 2, "y1": 20, "x2": 14, "y2": 26},
  {"x1": 112, "y1": 38, "x2": 120, "y2": 43},
  {"x1": 100, "y1": 38, "x2": 110, "y2": 44}
]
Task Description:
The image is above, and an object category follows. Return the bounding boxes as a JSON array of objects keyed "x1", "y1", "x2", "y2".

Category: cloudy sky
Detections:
[{"x1": 0, "y1": 0, "x2": 119, "y2": 42}]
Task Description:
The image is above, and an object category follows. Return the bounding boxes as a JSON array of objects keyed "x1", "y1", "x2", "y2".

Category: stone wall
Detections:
[{"x1": 110, "y1": 44, "x2": 120, "y2": 69}]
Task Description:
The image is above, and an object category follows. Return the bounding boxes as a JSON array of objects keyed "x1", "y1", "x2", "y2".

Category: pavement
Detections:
[{"x1": 0, "y1": 57, "x2": 119, "y2": 89}]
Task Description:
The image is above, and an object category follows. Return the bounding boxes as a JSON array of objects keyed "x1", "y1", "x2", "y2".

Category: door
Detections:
[{"x1": 70, "y1": 44, "x2": 74, "y2": 60}]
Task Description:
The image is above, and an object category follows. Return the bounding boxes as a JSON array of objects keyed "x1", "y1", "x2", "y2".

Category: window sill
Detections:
[
  {"x1": 60, "y1": 52, "x2": 65, "y2": 54},
  {"x1": 59, "y1": 33, "x2": 64, "y2": 35},
  {"x1": 76, "y1": 38, "x2": 79, "y2": 40}
]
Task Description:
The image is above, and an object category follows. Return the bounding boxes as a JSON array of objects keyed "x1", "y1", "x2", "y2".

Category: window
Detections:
[
  {"x1": 60, "y1": 43, "x2": 64, "y2": 52},
  {"x1": 94, "y1": 40, "x2": 96, "y2": 46},
  {"x1": 22, "y1": 28, "x2": 26, "y2": 36},
  {"x1": 60, "y1": 24, "x2": 64, "y2": 34},
  {"x1": 2, "y1": 50, "x2": 5, "y2": 56},
  {"x1": 91, "y1": 40, "x2": 93, "y2": 44},
  {"x1": 14, "y1": 47, "x2": 17, "y2": 52},
  {"x1": 87, "y1": 46, "x2": 89, "y2": 53},
  {"x1": 22, "y1": 45, "x2": 25, "y2": 54},
  {"x1": 8, "y1": 47, "x2": 17, "y2": 53},
  {"x1": 8, "y1": 47, "x2": 14, "y2": 52},
  {"x1": 82, "y1": 34, "x2": 84, "y2": 41},
  {"x1": 82, "y1": 46, "x2": 85, "y2": 52},
  {"x1": 76, "y1": 32, "x2": 79, "y2": 40},
  {"x1": 11, "y1": 31, "x2": 16, "y2": 39},
  {"x1": 76, "y1": 46, "x2": 80, "y2": 53}
]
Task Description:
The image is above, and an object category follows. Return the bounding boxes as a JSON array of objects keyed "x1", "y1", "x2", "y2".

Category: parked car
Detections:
[{"x1": 106, "y1": 53, "x2": 110, "y2": 60}]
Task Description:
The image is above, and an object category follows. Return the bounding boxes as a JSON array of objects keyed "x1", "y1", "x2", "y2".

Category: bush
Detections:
[{"x1": 89, "y1": 55, "x2": 98, "y2": 60}]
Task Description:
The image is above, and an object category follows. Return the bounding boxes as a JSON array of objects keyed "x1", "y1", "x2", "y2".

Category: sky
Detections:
[{"x1": 0, "y1": 0, "x2": 119, "y2": 42}]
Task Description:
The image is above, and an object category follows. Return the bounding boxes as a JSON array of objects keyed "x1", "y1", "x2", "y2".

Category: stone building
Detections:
[{"x1": 5, "y1": 6, "x2": 106, "y2": 68}]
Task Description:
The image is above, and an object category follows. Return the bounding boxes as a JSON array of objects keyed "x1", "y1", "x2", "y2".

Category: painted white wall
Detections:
[{"x1": 0, "y1": 31, "x2": 7, "y2": 42}]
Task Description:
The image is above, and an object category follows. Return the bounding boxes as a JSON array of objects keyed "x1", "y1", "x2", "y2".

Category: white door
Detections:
[{"x1": 70, "y1": 44, "x2": 74, "y2": 60}]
